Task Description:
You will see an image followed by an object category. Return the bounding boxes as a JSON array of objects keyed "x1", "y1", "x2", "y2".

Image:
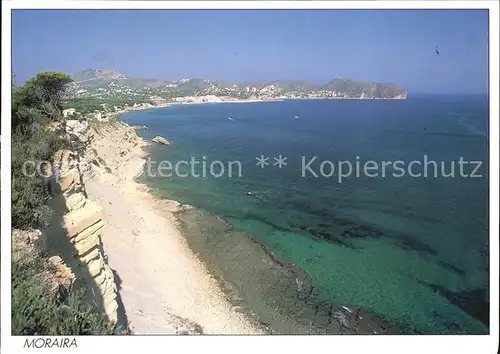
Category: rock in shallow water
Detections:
[{"x1": 152, "y1": 136, "x2": 171, "y2": 145}]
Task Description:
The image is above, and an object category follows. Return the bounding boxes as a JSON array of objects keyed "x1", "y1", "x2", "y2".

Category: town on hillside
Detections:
[{"x1": 61, "y1": 68, "x2": 408, "y2": 121}]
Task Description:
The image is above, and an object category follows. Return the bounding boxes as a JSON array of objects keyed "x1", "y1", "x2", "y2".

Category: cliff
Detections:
[
  {"x1": 72, "y1": 119, "x2": 264, "y2": 334},
  {"x1": 44, "y1": 147, "x2": 120, "y2": 324}
]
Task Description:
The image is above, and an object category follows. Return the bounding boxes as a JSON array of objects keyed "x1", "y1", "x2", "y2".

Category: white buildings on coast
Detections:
[{"x1": 173, "y1": 95, "x2": 223, "y2": 103}]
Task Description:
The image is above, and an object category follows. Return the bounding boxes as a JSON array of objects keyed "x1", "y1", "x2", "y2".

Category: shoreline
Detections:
[
  {"x1": 80, "y1": 114, "x2": 398, "y2": 334},
  {"x1": 82, "y1": 121, "x2": 265, "y2": 334},
  {"x1": 104, "y1": 95, "x2": 407, "y2": 120}
]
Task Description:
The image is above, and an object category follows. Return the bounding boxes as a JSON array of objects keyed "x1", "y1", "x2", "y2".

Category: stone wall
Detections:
[{"x1": 51, "y1": 149, "x2": 119, "y2": 323}]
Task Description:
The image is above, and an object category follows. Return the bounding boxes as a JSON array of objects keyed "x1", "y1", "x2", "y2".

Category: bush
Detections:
[
  {"x1": 11, "y1": 71, "x2": 72, "y2": 230},
  {"x1": 11, "y1": 71, "x2": 126, "y2": 335},
  {"x1": 62, "y1": 97, "x2": 144, "y2": 115},
  {"x1": 12, "y1": 251, "x2": 127, "y2": 335},
  {"x1": 11, "y1": 129, "x2": 71, "y2": 230},
  {"x1": 12, "y1": 138, "x2": 52, "y2": 229}
]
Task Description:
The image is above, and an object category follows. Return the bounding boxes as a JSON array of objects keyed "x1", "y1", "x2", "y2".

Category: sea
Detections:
[{"x1": 121, "y1": 96, "x2": 489, "y2": 334}]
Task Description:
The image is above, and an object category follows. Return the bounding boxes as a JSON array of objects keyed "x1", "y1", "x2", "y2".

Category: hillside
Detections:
[
  {"x1": 73, "y1": 69, "x2": 169, "y2": 89},
  {"x1": 65, "y1": 69, "x2": 407, "y2": 102}
]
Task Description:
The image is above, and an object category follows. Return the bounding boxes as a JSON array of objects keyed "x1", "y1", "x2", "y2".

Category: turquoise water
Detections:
[{"x1": 122, "y1": 97, "x2": 489, "y2": 334}]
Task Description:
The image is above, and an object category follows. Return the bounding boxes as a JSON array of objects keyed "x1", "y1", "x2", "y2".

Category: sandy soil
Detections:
[{"x1": 83, "y1": 124, "x2": 262, "y2": 335}]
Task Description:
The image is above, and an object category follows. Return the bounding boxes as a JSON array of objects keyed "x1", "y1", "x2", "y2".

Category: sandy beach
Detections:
[
  {"x1": 105, "y1": 95, "x2": 392, "y2": 121},
  {"x1": 103, "y1": 98, "x2": 283, "y2": 121},
  {"x1": 82, "y1": 122, "x2": 263, "y2": 334}
]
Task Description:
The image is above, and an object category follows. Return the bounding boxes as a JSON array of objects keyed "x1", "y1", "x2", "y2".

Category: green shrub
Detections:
[
  {"x1": 11, "y1": 71, "x2": 72, "y2": 230},
  {"x1": 11, "y1": 71, "x2": 126, "y2": 336},
  {"x1": 62, "y1": 97, "x2": 145, "y2": 115},
  {"x1": 12, "y1": 253, "x2": 127, "y2": 335},
  {"x1": 12, "y1": 137, "x2": 52, "y2": 229},
  {"x1": 11, "y1": 129, "x2": 71, "y2": 230}
]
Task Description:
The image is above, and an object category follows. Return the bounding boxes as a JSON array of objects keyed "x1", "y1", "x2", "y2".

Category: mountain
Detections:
[
  {"x1": 267, "y1": 80, "x2": 319, "y2": 92},
  {"x1": 66, "y1": 69, "x2": 407, "y2": 100},
  {"x1": 72, "y1": 68, "x2": 170, "y2": 89},
  {"x1": 175, "y1": 78, "x2": 214, "y2": 92},
  {"x1": 322, "y1": 79, "x2": 406, "y2": 98},
  {"x1": 73, "y1": 68, "x2": 127, "y2": 82}
]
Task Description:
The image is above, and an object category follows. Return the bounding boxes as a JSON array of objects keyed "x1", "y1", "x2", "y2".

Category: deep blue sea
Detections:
[{"x1": 122, "y1": 96, "x2": 489, "y2": 334}]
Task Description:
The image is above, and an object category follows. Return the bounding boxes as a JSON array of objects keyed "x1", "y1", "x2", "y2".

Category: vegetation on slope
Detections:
[
  {"x1": 12, "y1": 72, "x2": 73, "y2": 229},
  {"x1": 65, "y1": 68, "x2": 408, "y2": 102},
  {"x1": 11, "y1": 71, "x2": 125, "y2": 335},
  {"x1": 323, "y1": 78, "x2": 406, "y2": 98},
  {"x1": 61, "y1": 97, "x2": 150, "y2": 115},
  {"x1": 12, "y1": 235, "x2": 126, "y2": 335}
]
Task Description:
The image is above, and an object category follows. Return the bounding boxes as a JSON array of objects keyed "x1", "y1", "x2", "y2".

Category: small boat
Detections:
[
  {"x1": 228, "y1": 117, "x2": 234, "y2": 121},
  {"x1": 293, "y1": 115, "x2": 299, "y2": 119}
]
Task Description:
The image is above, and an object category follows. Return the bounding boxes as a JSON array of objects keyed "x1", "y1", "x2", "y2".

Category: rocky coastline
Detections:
[
  {"x1": 72, "y1": 120, "x2": 261, "y2": 334},
  {"x1": 41, "y1": 100, "x2": 410, "y2": 334},
  {"x1": 82, "y1": 115, "x2": 397, "y2": 334},
  {"x1": 174, "y1": 207, "x2": 398, "y2": 335}
]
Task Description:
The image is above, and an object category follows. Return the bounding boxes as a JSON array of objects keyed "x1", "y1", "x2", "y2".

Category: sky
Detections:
[{"x1": 12, "y1": 9, "x2": 489, "y2": 94}]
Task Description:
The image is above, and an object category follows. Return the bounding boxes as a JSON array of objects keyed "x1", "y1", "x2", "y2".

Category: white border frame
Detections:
[{"x1": 1, "y1": 2, "x2": 498, "y2": 354}]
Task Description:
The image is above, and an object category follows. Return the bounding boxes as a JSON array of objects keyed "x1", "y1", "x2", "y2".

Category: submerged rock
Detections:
[
  {"x1": 175, "y1": 208, "x2": 399, "y2": 335},
  {"x1": 152, "y1": 136, "x2": 171, "y2": 145}
]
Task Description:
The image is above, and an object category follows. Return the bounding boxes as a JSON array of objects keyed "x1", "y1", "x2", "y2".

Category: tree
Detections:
[
  {"x1": 26, "y1": 72, "x2": 73, "y2": 110},
  {"x1": 12, "y1": 71, "x2": 73, "y2": 131},
  {"x1": 11, "y1": 71, "x2": 125, "y2": 336},
  {"x1": 11, "y1": 71, "x2": 72, "y2": 229}
]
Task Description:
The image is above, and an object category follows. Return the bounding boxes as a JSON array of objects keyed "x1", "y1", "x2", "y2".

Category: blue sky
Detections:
[{"x1": 12, "y1": 9, "x2": 489, "y2": 94}]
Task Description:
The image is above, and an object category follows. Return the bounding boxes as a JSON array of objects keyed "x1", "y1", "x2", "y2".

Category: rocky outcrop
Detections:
[
  {"x1": 152, "y1": 135, "x2": 170, "y2": 145},
  {"x1": 82, "y1": 122, "x2": 148, "y2": 177},
  {"x1": 63, "y1": 108, "x2": 76, "y2": 117},
  {"x1": 12, "y1": 229, "x2": 46, "y2": 254},
  {"x1": 392, "y1": 91, "x2": 408, "y2": 100},
  {"x1": 44, "y1": 255, "x2": 77, "y2": 301},
  {"x1": 51, "y1": 148, "x2": 119, "y2": 323},
  {"x1": 131, "y1": 125, "x2": 148, "y2": 131},
  {"x1": 66, "y1": 119, "x2": 89, "y2": 134},
  {"x1": 12, "y1": 229, "x2": 76, "y2": 301}
]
